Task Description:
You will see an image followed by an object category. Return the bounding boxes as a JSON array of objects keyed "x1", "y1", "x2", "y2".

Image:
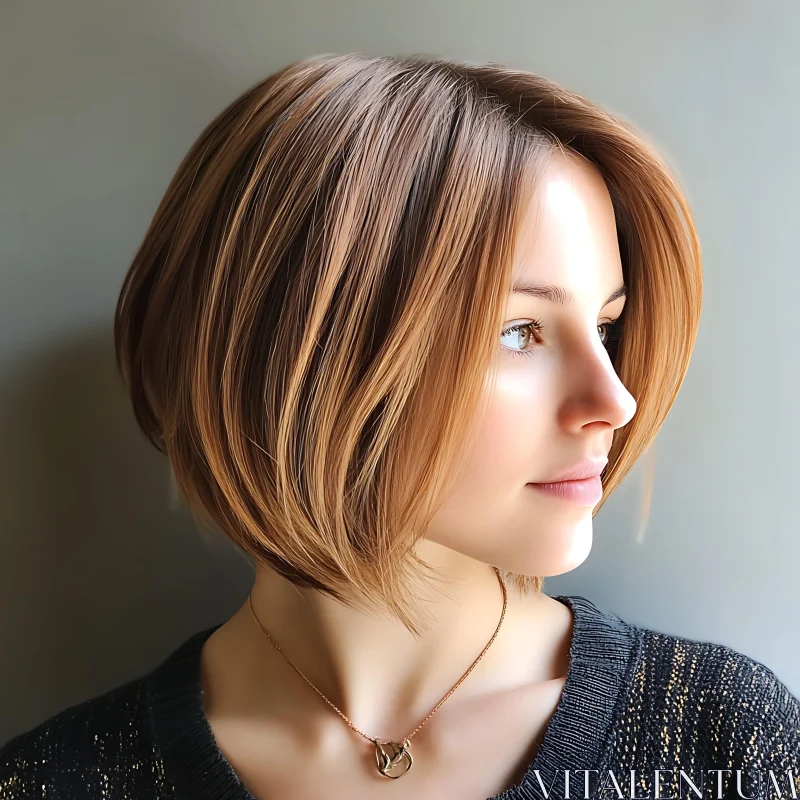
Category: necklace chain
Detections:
[{"x1": 246, "y1": 567, "x2": 508, "y2": 749}]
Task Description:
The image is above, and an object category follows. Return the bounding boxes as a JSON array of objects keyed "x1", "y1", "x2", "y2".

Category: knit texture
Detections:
[{"x1": 2, "y1": 595, "x2": 798, "y2": 799}]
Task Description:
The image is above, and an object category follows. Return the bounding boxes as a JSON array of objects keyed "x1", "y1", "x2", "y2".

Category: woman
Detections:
[{"x1": 1, "y1": 52, "x2": 798, "y2": 800}]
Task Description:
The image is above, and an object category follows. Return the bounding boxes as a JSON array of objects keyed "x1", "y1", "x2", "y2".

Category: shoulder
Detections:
[
  {"x1": 0, "y1": 676, "x2": 164, "y2": 799},
  {"x1": 637, "y1": 623, "x2": 799, "y2": 719},
  {"x1": 620, "y1": 616, "x2": 800, "y2": 772}
]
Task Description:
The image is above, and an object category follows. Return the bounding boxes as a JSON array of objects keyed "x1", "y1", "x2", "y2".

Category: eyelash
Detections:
[{"x1": 501, "y1": 318, "x2": 627, "y2": 361}]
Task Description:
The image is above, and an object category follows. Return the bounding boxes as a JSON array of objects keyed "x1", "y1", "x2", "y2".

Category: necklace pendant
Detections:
[{"x1": 373, "y1": 737, "x2": 413, "y2": 778}]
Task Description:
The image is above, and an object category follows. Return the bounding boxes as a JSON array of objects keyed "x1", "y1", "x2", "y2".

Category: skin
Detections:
[{"x1": 200, "y1": 149, "x2": 638, "y2": 798}]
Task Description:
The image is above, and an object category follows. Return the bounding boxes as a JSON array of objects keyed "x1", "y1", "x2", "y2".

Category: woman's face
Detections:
[{"x1": 427, "y1": 149, "x2": 637, "y2": 577}]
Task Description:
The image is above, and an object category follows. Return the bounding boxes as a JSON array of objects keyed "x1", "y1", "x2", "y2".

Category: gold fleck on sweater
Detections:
[{"x1": 1, "y1": 595, "x2": 798, "y2": 799}]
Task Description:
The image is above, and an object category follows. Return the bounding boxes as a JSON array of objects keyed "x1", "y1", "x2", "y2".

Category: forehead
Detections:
[{"x1": 511, "y1": 151, "x2": 622, "y2": 297}]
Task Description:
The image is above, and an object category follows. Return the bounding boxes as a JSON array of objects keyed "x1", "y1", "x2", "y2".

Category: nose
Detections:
[{"x1": 557, "y1": 332, "x2": 637, "y2": 433}]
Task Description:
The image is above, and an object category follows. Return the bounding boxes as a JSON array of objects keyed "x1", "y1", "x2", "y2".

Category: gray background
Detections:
[{"x1": 2, "y1": 0, "x2": 798, "y2": 744}]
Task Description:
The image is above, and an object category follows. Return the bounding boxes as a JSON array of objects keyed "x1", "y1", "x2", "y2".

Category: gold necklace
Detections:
[{"x1": 246, "y1": 567, "x2": 508, "y2": 779}]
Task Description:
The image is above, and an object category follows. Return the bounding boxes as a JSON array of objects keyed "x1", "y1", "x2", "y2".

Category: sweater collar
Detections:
[{"x1": 146, "y1": 594, "x2": 637, "y2": 800}]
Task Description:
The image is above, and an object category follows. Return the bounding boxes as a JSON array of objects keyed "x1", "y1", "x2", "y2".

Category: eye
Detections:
[
  {"x1": 598, "y1": 318, "x2": 626, "y2": 354},
  {"x1": 500, "y1": 318, "x2": 626, "y2": 361},
  {"x1": 500, "y1": 320, "x2": 544, "y2": 360}
]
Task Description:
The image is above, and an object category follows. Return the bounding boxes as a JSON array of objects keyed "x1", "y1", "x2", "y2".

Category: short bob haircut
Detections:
[{"x1": 115, "y1": 53, "x2": 702, "y2": 635}]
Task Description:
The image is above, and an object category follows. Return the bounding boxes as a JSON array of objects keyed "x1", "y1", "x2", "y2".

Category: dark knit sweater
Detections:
[{"x1": 1, "y1": 595, "x2": 798, "y2": 799}]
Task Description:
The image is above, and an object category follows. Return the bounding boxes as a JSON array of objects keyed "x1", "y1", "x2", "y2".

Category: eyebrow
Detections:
[{"x1": 511, "y1": 280, "x2": 627, "y2": 307}]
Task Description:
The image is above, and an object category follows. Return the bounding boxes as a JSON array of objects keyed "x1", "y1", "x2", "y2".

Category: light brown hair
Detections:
[{"x1": 114, "y1": 53, "x2": 702, "y2": 635}]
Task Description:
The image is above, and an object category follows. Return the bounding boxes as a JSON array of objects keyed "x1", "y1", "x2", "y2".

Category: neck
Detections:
[{"x1": 201, "y1": 541, "x2": 566, "y2": 747}]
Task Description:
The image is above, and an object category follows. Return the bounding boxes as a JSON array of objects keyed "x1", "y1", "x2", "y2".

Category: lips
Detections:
[
  {"x1": 535, "y1": 458, "x2": 608, "y2": 484},
  {"x1": 526, "y1": 457, "x2": 608, "y2": 506},
  {"x1": 527, "y1": 476, "x2": 604, "y2": 506}
]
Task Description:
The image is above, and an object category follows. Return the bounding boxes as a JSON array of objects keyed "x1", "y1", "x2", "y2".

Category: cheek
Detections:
[
  {"x1": 427, "y1": 365, "x2": 590, "y2": 576},
  {"x1": 449, "y1": 366, "x2": 550, "y2": 500}
]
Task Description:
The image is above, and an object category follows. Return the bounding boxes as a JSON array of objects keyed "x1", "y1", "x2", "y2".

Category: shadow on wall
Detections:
[
  {"x1": 0, "y1": 327, "x2": 254, "y2": 744},
  {"x1": 0, "y1": 0, "x2": 290, "y2": 745}
]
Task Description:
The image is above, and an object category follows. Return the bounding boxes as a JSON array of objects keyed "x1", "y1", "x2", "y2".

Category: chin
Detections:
[
  {"x1": 425, "y1": 516, "x2": 593, "y2": 576},
  {"x1": 499, "y1": 554, "x2": 590, "y2": 579},
  {"x1": 498, "y1": 525, "x2": 594, "y2": 577}
]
